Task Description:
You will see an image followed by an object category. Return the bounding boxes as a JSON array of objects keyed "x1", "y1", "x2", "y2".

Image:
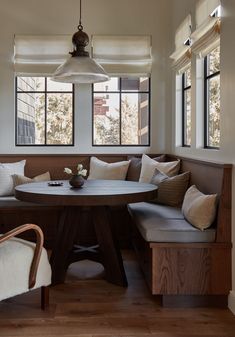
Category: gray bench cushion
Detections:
[
  {"x1": 0, "y1": 196, "x2": 45, "y2": 208},
  {"x1": 128, "y1": 202, "x2": 216, "y2": 243},
  {"x1": 128, "y1": 202, "x2": 184, "y2": 220}
]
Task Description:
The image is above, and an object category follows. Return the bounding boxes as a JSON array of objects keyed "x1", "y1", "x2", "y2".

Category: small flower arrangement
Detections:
[{"x1": 64, "y1": 164, "x2": 87, "y2": 177}]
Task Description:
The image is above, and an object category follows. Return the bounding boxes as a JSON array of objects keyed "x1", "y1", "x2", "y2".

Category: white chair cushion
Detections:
[{"x1": 0, "y1": 236, "x2": 51, "y2": 301}]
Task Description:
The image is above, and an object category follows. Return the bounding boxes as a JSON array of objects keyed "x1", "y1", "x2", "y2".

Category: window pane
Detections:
[
  {"x1": 184, "y1": 89, "x2": 191, "y2": 146},
  {"x1": 184, "y1": 68, "x2": 191, "y2": 87},
  {"x1": 93, "y1": 93, "x2": 120, "y2": 145},
  {"x1": 47, "y1": 78, "x2": 73, "y2": 92},
  {"x1": 208, "y1": 74, "x2": 220, "y2": 147},
  {"x1": 208, "y1": 46, "x2": 220, "y2": 75},
  {"x1": 35, "y1": 94, "x2": 46, "y2": 144},
  {"x1": 122, "y1": 77, "x2": 149, "y2": 92},
  {"x1": 46, "y1": 93, "x2": 73, "y2": 145},
  {"x1": 17, "y1": 77, "x2": 45, "y2": 92},
  {"x1": 121, "y1": 93, "x2": 149, "y2": 145},
  {"x1": 17, "y1": 92, "x2": 45, "y2": 144},
  {"x1": 93, "y1": 77, "x2": 119, "y2": 92}
]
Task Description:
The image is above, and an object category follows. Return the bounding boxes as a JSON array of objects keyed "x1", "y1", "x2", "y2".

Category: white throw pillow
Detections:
[
  {"x1": 182, "y1": 185, "x2": 217, "y2": 230},
  {"x1": 0, "y1": 160, "x2": 26, "y2": 196},
  {"x1": 88, "y1": 157, "x2": 130, "y2": 180},
  {"x1": 139, "y1": 154, "x2": 180, "y2": 183}
]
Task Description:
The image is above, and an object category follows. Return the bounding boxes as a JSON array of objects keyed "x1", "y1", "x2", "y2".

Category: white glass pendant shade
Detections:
[
  {"x1": 52, "y1": 55, "x2": 109, "y2": 83},
  {"x1": 51, "y1": 0, "x2": 109, "y2": 84},
  {"x1": 51, "y1": 0, "x2": 109, "y2": 83}
]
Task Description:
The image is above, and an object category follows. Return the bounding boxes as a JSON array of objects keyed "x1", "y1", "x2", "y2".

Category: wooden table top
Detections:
[{"x1": 15, "y1": 179, "x2": 158, "y2": 207}]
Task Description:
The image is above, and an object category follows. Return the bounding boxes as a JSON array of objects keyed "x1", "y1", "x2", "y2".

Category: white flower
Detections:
[
  {"x1": 79, "y1": 169, "x2": 87, "y2": 177},
  {"x1": 64, "y1": 167, "x2": 73, "y2": 175},
  {"x1": 77, "y1": 164, "x2": 83, "y2": 171}
]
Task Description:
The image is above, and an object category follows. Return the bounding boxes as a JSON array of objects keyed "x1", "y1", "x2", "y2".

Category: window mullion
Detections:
[
  {"x1": 119, "y1": 78, "x2": 122, "y2": 145},
  {"x1": 182, "y1": 74, "x2": 185, "y2": 146},
  {"x1": 204, "y1": 55, "x2": 209, "y2": 148},
  {"x1": 45, "y1": 78, "x2": 47, "y2": 145}
]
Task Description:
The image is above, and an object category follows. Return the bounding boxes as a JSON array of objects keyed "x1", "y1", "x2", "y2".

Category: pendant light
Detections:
[{"x1": 51, "y1": 0, "x2": 109, "y2": 83}]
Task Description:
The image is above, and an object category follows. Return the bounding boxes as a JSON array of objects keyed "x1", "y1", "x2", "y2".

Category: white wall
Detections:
[
  {"x1": 169, "y1": 0, "x2": 235, "y2": 302},
  {"x1": 0, "y1": 0, "x2": 172, "y2": 155}
]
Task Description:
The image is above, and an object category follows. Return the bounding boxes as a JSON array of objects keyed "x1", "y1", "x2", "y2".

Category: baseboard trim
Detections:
[
  {"x1": 162, "y1": 295, "x2": 228, "y2": 308},
  {"x1": 228, "y1": 291, "x2": 235, "y2": 315}
]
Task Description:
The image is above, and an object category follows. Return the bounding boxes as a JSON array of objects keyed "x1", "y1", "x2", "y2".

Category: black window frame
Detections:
[
  {"x1": 92, "y1": 77, "x2": 151, "y2": 147},
  {"x1": 182, "y1": 69, "x2": 191, "y2": 147},
  {"x1": 204, "y1": 49, "x2": 220, "y2": 149},
  {"x1": 15, "y1": 77, "x2": 75, "y2": 147}
]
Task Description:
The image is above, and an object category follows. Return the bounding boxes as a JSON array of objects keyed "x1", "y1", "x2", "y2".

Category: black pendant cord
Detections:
[
  {"x1": 70, "y1": 0, "x2": 89, "y2": 57},
  {"x1": 78, "y1": 0, "x2": 82, "y2": 30}
]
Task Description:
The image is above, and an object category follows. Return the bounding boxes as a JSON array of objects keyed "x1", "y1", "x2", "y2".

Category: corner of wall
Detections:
[{"x1": 228, "y1": 291, "x2": 235, "y2": 315}]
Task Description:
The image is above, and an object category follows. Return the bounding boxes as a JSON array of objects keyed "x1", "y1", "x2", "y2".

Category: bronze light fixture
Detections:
[{"x1": 51, "y1": 0, "x2": 109, "y2": 83}]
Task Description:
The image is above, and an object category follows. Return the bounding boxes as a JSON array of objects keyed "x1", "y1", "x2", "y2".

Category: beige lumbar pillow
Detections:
[
  {"x1": 182, "y1": 185, "x2": 217, "y2": 230},
  {"x1": 13, "y1": 171, "x2": 51, "y2": 187},
  {"x1": 88, "y1": 157, "x2": 130, "y2": 180},
  {"x1": 139, "y1": 154, "x2": 180, "y2": 183},
  {"x1": 151, "y1": 169, "x2": 190, "y2": 207}
]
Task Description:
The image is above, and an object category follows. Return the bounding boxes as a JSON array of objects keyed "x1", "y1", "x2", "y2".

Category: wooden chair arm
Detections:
[{"x1": 0, "y1": 224, "x2": 44, "y2": 289}]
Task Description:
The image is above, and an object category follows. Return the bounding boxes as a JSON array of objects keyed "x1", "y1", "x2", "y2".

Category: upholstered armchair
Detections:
[{"x1": 0, "y1": 224, "x2": 51, "y2": 309}]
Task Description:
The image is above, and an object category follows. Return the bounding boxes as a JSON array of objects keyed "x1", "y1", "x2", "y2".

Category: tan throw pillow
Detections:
[
  {"x1": 88, "y1": 157, "x2": 130, "y2": 180},
  {"x1": 139, "y1": 154, "x2": 180, "y2": 183},
  {"x1": 151, "y1": 169, "x2": 190, "y2": 207},
  {"x1": 182, "y1": 185, "x2": 217, "y2": 230},
  {"x1": 13, "y1": 171, "x2": 51, "y2": 187},
  {"x1": 126, "y1": 155, "x2": 166, "y2": 181}
]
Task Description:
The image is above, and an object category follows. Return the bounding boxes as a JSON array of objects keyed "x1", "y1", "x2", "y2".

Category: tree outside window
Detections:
[
  {"x1": 204, "y1": 46, "x2": 220, "y2": 148},
  {"x1": 182, "y1": 67, "x2": 191, "y2": 146},
  {"x1": 16, "y1": 77, "x2": 74, "y2": 146},
  {"x1": 93, "y1": 77, "x2": 150, "y2": 146}
]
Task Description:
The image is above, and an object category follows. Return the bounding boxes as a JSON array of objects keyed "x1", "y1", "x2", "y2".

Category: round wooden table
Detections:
[{"x1": 15, "y1": 179, "x2": 157, "y2": 287}]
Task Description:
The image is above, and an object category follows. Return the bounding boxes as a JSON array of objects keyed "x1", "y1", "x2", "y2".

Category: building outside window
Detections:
[
  {"x1": 16, "y1": 77, "x2": 74, "y2": 145},
  {"x1": 204, "y1": 45, "x2": 220, "y2": 148},
  {"x1": 182, "y1": 67, "x2": 191, "y2": 146},
  {"x1": 92, "y1": 77, "x2": 150, "y2": 146}
]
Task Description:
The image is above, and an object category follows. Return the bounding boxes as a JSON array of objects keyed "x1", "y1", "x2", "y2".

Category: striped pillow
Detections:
[{"x1": 150, "y1": 169, "x2": 190, "y2": 207}]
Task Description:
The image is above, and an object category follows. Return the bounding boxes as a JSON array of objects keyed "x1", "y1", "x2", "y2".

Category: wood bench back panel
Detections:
[
  {"x1": 0, "y1": 154, "x2": 128, "y2": 180},
  {"x1": 166, "y1": 155, "x2": 232, "y2": 243}
]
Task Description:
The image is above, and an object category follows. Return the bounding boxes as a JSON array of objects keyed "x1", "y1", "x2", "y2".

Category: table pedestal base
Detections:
[{"x1": 50, "y1": 206, "x2": 128, "y2": 287}]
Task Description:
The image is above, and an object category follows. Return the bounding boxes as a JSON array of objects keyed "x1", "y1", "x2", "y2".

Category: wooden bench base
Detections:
[
  {"x1": 132, "y1": 224, "x2": 232, "y2": 307},
  {"x1": 161, "y1": 295, "x2": 228, "y2": 308}
]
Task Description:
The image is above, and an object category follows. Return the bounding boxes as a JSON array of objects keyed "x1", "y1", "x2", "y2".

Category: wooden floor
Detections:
[{"x1": 0, "y1": 250, "x2": 235, "y2": 337}]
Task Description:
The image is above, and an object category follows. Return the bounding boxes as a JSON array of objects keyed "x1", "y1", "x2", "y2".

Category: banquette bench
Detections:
[
  {"x1": 0, "y1": 154, "x2": 232, "y2": 307},
  {"x1": 129, "y1": 155, "x2": 232, "y2": 307}
]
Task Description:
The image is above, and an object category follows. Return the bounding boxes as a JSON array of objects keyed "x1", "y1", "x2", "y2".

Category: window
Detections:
[
  {"x1": 16, "y1": 77, "x2": 74, "y2": 146},
  {"x1": 204, "y1": 45, "x2": 220, "y2": 148},
  {"x1": 92, "y1": 77, "x2": 150, "y2": 146},
  {"x1": 182, "y1": 67, "x2": 191, "y2": 146}
]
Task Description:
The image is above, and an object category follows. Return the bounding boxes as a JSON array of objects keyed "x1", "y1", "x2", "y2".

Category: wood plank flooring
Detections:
[{"x1": 0, "y1": 250, "x2": 235, "y2": 337}]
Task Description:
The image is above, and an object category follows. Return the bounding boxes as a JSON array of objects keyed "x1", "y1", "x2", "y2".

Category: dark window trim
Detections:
[
  {"x1": 204, "y1": 54, "x2": 220, "y2": 150},
  {"x1": 92, "y1": 77, "x2": 151, "y2": 147},
  {"x1": 182, "y1": 71, "x2": 191, "y2": 147},
  {"x1": 15, "y1": 77, "x2": 75, "y2": 146}
]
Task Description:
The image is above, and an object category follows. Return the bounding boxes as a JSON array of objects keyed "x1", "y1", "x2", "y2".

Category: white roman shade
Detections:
[
  {"x1": 14, "y1": 35, "x2": 72, "y2": 76},
  {"x1": 170, "y1": 15, "x2": 192, "y2": 74},
  {"x1": 191, "y1": 0, "x2": 221, "y2": 57},
  {"x1": 91, "y1": 35, "x2": 152, "y2": 76},
  {"x1": 195, "y1": 0, "x2": 220, "y2": 27}
]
